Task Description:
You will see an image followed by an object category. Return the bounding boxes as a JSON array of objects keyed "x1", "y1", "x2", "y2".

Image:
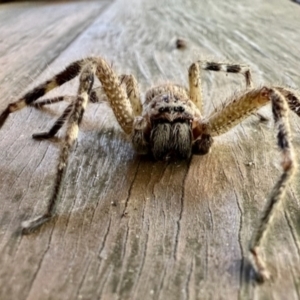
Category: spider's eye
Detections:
[
  {"x1": 159, "y1": 107, "x2": 170, "y2": 113},
  {"x1": 162, "y1": 95, "x2": 169, "y2": 103},
  {"x1": 174, "y1": 106, "x2": 185, "y2": 112}
]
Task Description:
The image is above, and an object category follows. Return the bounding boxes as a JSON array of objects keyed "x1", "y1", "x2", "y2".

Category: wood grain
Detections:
[{"x1": 0, "y1": 0, "x2": 300, "y2": 299}]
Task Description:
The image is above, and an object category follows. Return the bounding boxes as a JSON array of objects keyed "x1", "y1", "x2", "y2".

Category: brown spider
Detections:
[{"x1": 0, "y1": 57, "x2": 299, "y2": 282}]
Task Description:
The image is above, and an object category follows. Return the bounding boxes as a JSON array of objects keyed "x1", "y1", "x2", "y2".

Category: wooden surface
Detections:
[{"x1": 0, "y1": 1, "x2": 300, "y2": 299}]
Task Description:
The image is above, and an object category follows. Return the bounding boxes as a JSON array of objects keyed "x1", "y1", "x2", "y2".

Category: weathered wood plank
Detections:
[
  {"x1": 0, "y1": 0, "x2": 300, "y2": 299},
  {"x1": 0, "y1": 1, "x2": 110, "y2": 101}
]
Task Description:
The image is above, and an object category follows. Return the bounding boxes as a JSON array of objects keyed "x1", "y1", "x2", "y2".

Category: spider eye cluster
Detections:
[
  {"x1": 162, "y1": 95, "x2": 180, "y2": 103},
  {"x1": 174, "y1": 106, "x2": 185, "y2": 112},
  {"x1": 158, "y1": 106, "x2": 185, "y2": 113}
]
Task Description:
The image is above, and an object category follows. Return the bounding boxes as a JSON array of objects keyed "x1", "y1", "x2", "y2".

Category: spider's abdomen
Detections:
[{"x1": 150, "y1": 121, "x2": 192, "y2": 160}]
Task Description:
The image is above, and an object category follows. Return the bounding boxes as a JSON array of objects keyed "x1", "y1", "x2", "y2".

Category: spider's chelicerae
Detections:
[{"x1": 1, "y1": 57, "x2": 299, "y2": 282}]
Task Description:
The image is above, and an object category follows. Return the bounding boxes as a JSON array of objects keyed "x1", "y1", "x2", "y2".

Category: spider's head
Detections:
[
  {"x1": 148, "y1": 93, "x2": 194, "y2": 160},
  {"x1": 150, "y1": 93, "x2": 194, "y2": 123}
]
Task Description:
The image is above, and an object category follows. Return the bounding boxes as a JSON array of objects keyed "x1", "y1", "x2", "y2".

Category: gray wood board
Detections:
[{"x1": 0, "y1": 0, "x2": 300, "y2": 299}]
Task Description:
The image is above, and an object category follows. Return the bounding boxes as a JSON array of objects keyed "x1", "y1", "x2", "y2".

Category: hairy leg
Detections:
[
  {"x1": 88, "y1": 74, "x2": 142, "y2": 113},
  {"x1": 131, "y1": 116, "x2": 150, "y2": 154},
  {"x1": 0, "y1": 58, "x2": 97, "y2": 128},
  {"x1": 249, "y1": 88, "x2": 296, "y2": 282},
  {"x1": 21, "y1": 64, "x2": 95, "y2": 234},
  {"x1": 94, "y1": 58, "x2": 142, "y2": 134},
  {"x1": 32, "y1": 103, "x2": 74, "y2": 140},
  {"x1": 276, "y1": 87, "x2": 300, "y2": 117},
  {"x1": 0, "y1": 55, "x2": 144, "y2": 141},
  {"x1": 32, "y1": 74, "x2": 143, "y2": 140},
  {"x1": 30, "y1": 96, "x2": 74, "y2": 108},
  {"x1": 203, "y1": 87, "x2": 270, "y2": 136},
  {"x1": 192, "y1": 87, "x2": 269, "y2": 156},
  {"x1": 31, "y1": 87, "x2": 106, "y2": 108},
  {"x1": 202, "y1": 86, "x2": 298, "y2": 281},
  {"x1": 119, "y1": 74, "x2": 142, "y2": 116},
  {"x1": 188, "y1": 61, "x2": 253, "y2": 115}
]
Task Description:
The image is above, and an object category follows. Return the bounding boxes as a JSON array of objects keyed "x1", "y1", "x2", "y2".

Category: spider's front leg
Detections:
[
  {"x1": 31, "y1": 73, "x2": 143, "y2": 140},
  {"x1": 189, "y1": 60, "x2": 259, "y2": 153},
  {"x1": 198, "y1": 86, "x2": 299, "y2": 282},
  {"x1": 93, "y1": 58, "x2": 144, "y2": 135},
  {"x1": 248, "y1": 88, "x2": 296, "y2": 282},
  {"x1": 22, "y1": 64, "x2": 96, "y2": 233}
]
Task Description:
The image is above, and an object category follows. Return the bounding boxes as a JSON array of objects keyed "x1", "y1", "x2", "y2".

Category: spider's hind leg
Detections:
[
  {"x1": 188, "y1": 60, "x2": 253, "y2": 115},
  {"x1": 31, "y1": 83, "x2": 106, "y2": 140},
  {"x1": 32, "y1": 102, "x2": 74, "y2": 140},
  {"x1": 201, "y1": 61, "x2": 252, "y2": 87},
  {"x1": 31, "y1": 88, "x2": 103, "y2": 139}
]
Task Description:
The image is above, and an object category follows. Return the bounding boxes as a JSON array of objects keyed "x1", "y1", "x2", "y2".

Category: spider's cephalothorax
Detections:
[
  {"x1": 133, "y1": 88, "x2": 203, "y2": 160},
  {"x1": 0, "y1": 56, "x2": 300, "y2": 282}
]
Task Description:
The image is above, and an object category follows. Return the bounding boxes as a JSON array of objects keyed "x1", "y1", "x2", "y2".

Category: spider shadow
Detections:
[{"x1": 232, "y1": 257, "x2": 267, "y2": 286}]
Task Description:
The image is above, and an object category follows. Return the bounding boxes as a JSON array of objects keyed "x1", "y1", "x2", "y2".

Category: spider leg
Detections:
[
  {"x1": 30, "y1": 88, "x2": 104, "y2": 140},
  {"x1": 89, "y1": 87, "x2": 106, "y2": 103},
  {"x1": 119, "y1": 74, "x2": 142, "y2": 116},
  {"x1": 32, "y1": 70, "x2": 142, "y2": 141},
  {"x1": 30, "y1": 77, "x2": 137, "y2": 108},
  {"x1": 30, "y1": 89, "x2": 103, "y2": 139},
  {"x1": 131, "y1": 116, "x2": 151, "y2": 155},
  {"x1": 0, "y1": 58, "x2": 97, "y2": 129},
  {"x1": 276, "y1": 87, "x2": 300, "y2": 117},
  {"x1": 188, "y1": 61, "x2": 253, "y2": 115},
  {"x1": 30, "y1": 83, "x2": 112, "y2": 138},
  {"x1": 31, "y1": 96, "x2": 66, "y2": 108},
  {"x1": 21, "y1": 63, "x2": 95, "y2": 234},
  {"x1": 192, "y1": 87, "x2": 267, "y2": 154},
  {"x1": 88, "y1": 74, "x2": 142, "y2": 112},
  {"x1": 30, "y1": 96, "x2": 74, "y2": 109},
  {"x1": 31, "y1": 86, "x2": 106, "y2": 108},
  {"x1": 201, "y1": 87, "x2": 269, "y2": 136},
  {"x1": 249, "y1": 88, "x2": 296, "y2": 282},
  {"x1": 200, "y1": 87, "x2": 298, "y2": 281},
  {"x1": 32, "y1": 103, "x2": 74, "y2": 140},
  {"x1": 94, "y1": 58, "x2": 142, "y2": 134}
]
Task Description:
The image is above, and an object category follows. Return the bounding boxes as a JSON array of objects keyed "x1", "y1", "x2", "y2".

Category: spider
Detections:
[{"x1": 0, "y1": 57, "x2": 299, "y2": 282}]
